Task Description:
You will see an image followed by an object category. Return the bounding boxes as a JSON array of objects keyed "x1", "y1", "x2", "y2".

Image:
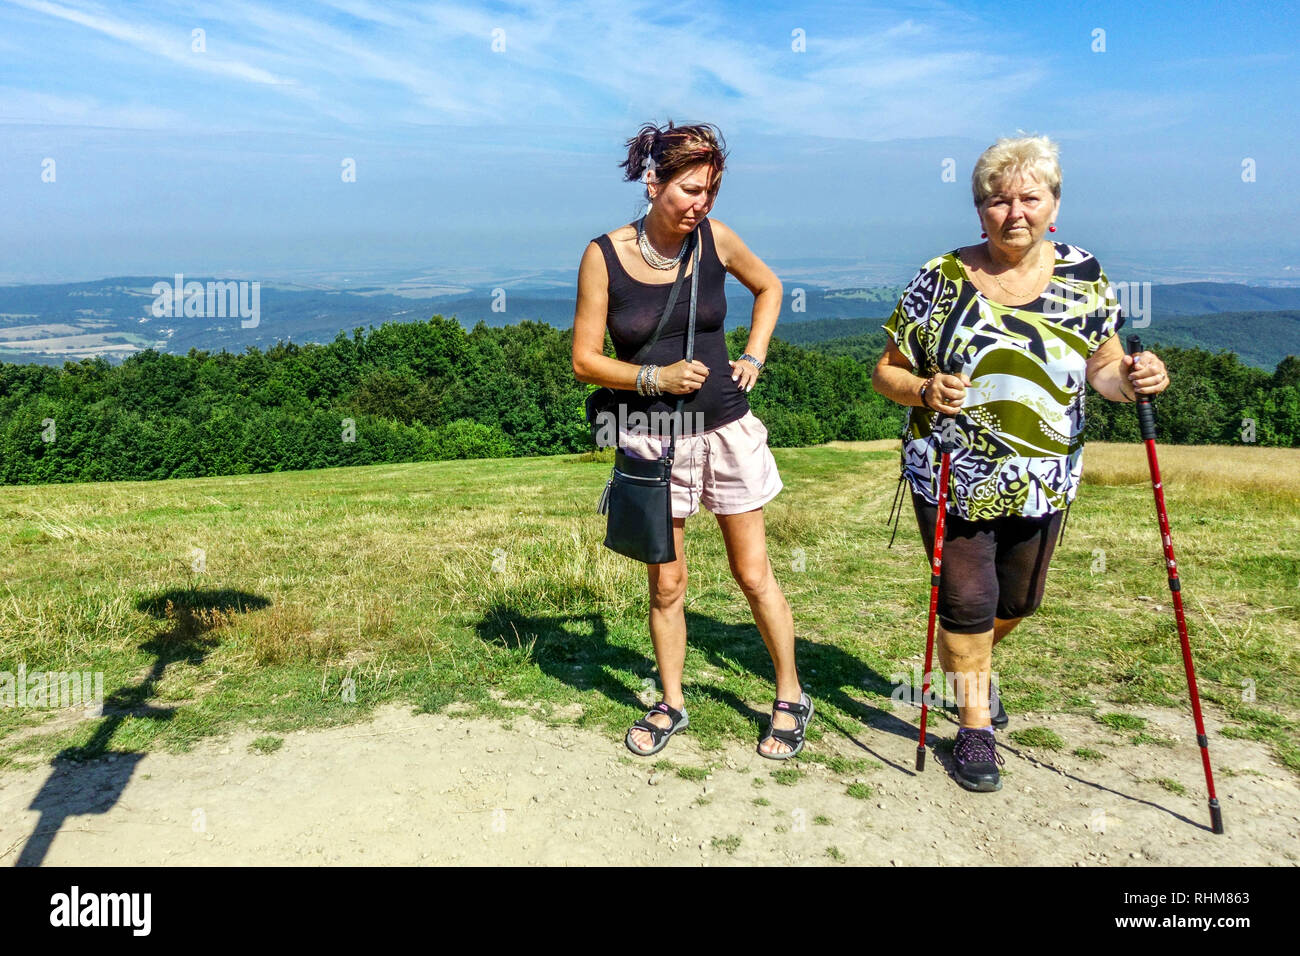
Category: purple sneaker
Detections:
[{"x1": 952, "y1": 728, "x2": 1005, "y2": 792}]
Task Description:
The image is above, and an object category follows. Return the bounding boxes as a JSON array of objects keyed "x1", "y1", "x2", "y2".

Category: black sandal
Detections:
[
  {"x1": 758, "y1": 692, "x2": 813, "y2": 760},
  {"x1": 625, "y1": 701, "x2": 689, "y2": 756}
]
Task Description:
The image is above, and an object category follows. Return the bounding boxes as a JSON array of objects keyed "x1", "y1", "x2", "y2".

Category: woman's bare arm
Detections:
[
  {"x1": 872, "y1": 340, "x2": 968, "y2": 415},
  {"x1": 710, "y1": 219, "x2": 781, "y2": 391},
  {"x1": 571, "y1": 241, "x2": 637, "y2": 389}
]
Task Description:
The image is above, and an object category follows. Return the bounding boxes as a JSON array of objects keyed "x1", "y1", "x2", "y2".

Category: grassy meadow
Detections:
[{"x1": 2, "y1": 440, "x2": 1298, "y2": 776}]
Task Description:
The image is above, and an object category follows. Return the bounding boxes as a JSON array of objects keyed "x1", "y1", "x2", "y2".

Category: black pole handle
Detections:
[
  {"x1": 931, "y1": 354, "x2": 964, "y2": 453},
  {"x1": 1126, "y1": 335, "x2": 1157, "y2": 441}
]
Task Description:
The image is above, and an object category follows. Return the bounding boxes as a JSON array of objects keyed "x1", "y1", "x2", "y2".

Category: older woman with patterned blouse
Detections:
[{"x1": 872, "y1": 135, "x2": 1170, "y2": 793}]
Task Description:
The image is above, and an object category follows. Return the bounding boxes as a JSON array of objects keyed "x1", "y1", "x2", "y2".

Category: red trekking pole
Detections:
[
  {"x1": 916, "y1": 382, "x2": 958, "y2": 772},
  {"x1": 1126, "y1": 335, "x2": 1224, "y2": 834}
]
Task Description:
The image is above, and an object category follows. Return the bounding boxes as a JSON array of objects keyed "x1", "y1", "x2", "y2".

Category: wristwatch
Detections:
[{"x1": 739, "y1": 353, "x2": 765, "y2": 371}]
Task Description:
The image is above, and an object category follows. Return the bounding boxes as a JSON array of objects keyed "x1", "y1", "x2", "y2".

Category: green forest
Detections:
[{"x1": 1, "y1": 315, "x2": 1297, "y2": 485}]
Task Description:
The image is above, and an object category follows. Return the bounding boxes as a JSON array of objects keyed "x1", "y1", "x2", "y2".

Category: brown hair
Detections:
[{"x1": 619, "y1": 121, "x2": 728, "y2": 197}]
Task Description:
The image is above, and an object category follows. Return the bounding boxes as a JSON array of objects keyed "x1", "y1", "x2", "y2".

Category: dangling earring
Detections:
[{"x1": 1049, "y1": 223, "x2": 1057, "y2": 232}]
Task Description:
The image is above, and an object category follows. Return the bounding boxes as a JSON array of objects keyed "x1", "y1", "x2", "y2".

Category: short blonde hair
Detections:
[{"x1": 971, "y1": 135, "x2": 1061, "y2": 206}]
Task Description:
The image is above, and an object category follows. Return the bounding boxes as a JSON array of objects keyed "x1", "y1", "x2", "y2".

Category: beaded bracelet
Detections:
[{"x1": 918, "y1": 376, "x2": 935, "y2": 410}]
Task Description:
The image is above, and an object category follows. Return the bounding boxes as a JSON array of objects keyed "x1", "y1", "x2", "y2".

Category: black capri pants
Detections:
[{"x1": 912, "y1": 491, "x2": 1063, "y2": 635}]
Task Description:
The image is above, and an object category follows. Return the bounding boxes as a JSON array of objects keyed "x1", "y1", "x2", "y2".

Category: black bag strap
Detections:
[
  {"x1": 665, "y1": 231, "x2": 702, "y2": 462},
  {"x1": 630, "y1": 226, "x2": 698, "y2": 364}
]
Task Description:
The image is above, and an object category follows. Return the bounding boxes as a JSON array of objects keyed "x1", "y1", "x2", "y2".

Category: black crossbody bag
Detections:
[{"x1": 593, "y1": 228, "x2": 701, "y2": 564}]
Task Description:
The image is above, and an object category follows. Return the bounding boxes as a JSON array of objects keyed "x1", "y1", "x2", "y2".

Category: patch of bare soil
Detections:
[{"x1": 1, "y1": 702, "x2": 1294, "y2": 866}]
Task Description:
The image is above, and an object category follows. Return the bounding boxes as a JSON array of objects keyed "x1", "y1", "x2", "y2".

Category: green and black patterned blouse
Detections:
[{"x1": 883, "y1": 243, "x2": 1125, "y2": 519}]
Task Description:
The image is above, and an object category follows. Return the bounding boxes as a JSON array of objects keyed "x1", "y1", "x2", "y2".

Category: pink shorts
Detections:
[{"x1": 618, "y1": 410, "x2": 783, "y2": 518}]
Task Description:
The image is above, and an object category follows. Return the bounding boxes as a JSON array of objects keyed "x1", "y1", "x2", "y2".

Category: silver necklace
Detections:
[{"x1": 636, "y1": 216, "x2": 686, "y2": 270}]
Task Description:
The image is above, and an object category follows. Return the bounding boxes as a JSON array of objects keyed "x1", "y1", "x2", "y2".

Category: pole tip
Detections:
[
  {"x1": 915, "y1": 746, "x2": 926, "y2": 772},
  {"x1": 1210, "y1": 799, "x2": 1225, "y2": 835}
]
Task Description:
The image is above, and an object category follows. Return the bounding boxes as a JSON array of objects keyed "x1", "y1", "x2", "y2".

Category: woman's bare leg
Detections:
[
  {"x1": 993, "y1": 616, "x2": 1022, "y2": 645},
  {"x1": 629, "y1": 517, "x2": 689, "y2": 751},
  {"x1": 935, "y1": 616, "x2": 1023, "y2": 724},
  {"x1": 714, "y1": 506, "x2": 801, "y2": 755},
  {"x1": 936, "y1": 626, "x2": 994, "y2": 728}
]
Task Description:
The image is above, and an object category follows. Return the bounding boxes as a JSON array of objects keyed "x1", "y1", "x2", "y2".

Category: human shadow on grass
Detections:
[
  {"x1": 683, "y1": 611, "x2": 923, "y2": 774},
  {"x1": 618, "y1": 613, "x2": 925, "y2": 780},
  {"x1": 468, "y1": 602, "x2": 1214, "y2": 829},
  {"x1": 473, "y1": 604, "x2": 964, "y2": 777},
  {"x1": 13, "y1": 587, "x2": 268, "y2": 867},
  {"x1": 474, "y1": 604, "x2": 654, "y2": 713}
]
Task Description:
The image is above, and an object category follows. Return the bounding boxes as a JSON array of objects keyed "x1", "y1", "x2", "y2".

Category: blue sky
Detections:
[{"x1": 2, "y1": 0, "x2": 1298, "y2": 286}]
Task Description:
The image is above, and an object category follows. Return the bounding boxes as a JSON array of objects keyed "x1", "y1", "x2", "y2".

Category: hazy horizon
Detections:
[{"x1": 4, "y1": 1, "x2": 1299, "y2": 288}]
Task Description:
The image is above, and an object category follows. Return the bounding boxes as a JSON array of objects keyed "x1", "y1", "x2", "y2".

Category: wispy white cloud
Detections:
[
  {"x1": 5, "y1": 0, "x2": 297, "y2": 86},
  {"x1": 2, "y1": 1, "x2": 1295, "y2": 284},
  {"x1": 0, "y1": 0, "x2": 1056, "y2": 140}
]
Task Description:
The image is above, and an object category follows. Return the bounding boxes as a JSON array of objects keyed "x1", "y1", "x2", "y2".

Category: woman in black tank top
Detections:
[
  {"x1": 572, "y1": 122, "x2": 811, "y2": 761},
  {"x1": 592, "y1": 218, "x2": 750, "y2": 436}
]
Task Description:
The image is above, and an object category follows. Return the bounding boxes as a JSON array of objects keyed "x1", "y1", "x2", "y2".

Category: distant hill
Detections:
[
  {"x1": 775, "y1": 312, "x2": 1300, "y2": 370},
  {"x1": 0, "y1": 278, "x2": 567, "y2": 366},
  {"x1": 0, "y1": 277, "x2": 908, "y2": 365},
  {"x1": 1120, "y1": 311, "x2": 1300, "y2": 370},
  {"x1": 0, "y1": 276, "x2": 1297, "y2": 368},
  {"x1": 1145, "y1": 283, "x2": 1300, "y2": 316},
  {"x1": 774, "y1": 317, "x2": 887, "y2": 348}
]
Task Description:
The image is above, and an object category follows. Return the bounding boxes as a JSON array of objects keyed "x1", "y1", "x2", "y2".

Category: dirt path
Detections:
[{"x1": 2, "y1": 702, "x2": 1296, "y2": 866}]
